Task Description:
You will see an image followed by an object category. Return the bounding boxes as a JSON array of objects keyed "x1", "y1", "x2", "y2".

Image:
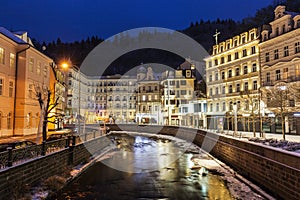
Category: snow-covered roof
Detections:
[{"x1": 0, "y1": 27, "x2": 27, "y2": 44}]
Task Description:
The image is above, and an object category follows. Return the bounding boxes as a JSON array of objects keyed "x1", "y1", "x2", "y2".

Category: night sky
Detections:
[{"x1": 0, "y1": 0, "x2": 272, "y2": 42}]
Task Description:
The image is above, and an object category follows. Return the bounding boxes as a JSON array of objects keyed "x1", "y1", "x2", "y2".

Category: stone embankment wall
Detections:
[
  {"x1": 0, "y1": 136, "x2": 108, "y2": 199},
  {"x1": 109, "y1": 124, "x2": 300, "y2": 200}
]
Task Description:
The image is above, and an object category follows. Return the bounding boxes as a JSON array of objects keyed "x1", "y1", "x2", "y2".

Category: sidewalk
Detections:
[
  {"x1": 0, "y1": 129, "x2": 71, "y2": 144},
  {"x1": 204, "y1": 129, "x2": 300, "y2": 142}
]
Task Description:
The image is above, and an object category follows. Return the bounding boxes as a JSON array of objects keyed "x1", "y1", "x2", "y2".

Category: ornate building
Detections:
[
  {"x1": 136, "y1": 66, "x2": 162, "y2": 124},
  {"x1": 259, "y1": 5, "x2": 300, "y2": 134},
  {"x1": 205, "y1": 28, "x2": 261, "y2": 132}
]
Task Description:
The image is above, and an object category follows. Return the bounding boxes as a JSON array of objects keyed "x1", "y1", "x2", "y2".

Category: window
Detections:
[
  {"x1": 244, "y1": 65, "x2": 248, "y2": 74},
  {"x1": 242, "y1": 49, "x2": 247, "y2": 57},
  {"x1": 9, "y1": 53, "x2": 15, "y2": 68},
  {"x1": 222, "y1": 86, "x2": 225, "y2": 94},
  {"x1": 251, "y1": 46, "x2": 256, "y2": 54},
  {"x1": 29, "y1": 58, "x2": 34, "y2": 72},
  {"x1": 181, "y1": 90, "x2": 187, "y2": 95},
  {"x1": 221, "y1": 71, "x2": 225, "y2": 79},
  {"x1": 274, "y1": 49, "x2": 279, "y2": 59},
  {"x1": 276, "y1": 69, "x2": 281, "y2": 80},
  {"x1": 244, "y1": 82, "x2": 249, "y2": 91},
  {"x1": 284, "y1": 46, "x2": 289, "y2": 57},
  {"x1": 9, "y1": 81, "x2": 13, "y2": 97},
  {"x1": 7, "y1": 112, "x2": 12, "y2": 129},
  {"x1": 276, "y1": 27, "x2": 279, "y2": 36},
  {"x1": 210, "y1": 103, "x2": 213, "y2": 112},
  {"x1": 250, "y1": 33, "x2": 255, "y2": 40},
  {"x1": 265, "y1": 52, "x2": 270, "y2": 62},
  {"x1": 215, "y1": 72, "x2": 219, "y2": 81},
  {"x1": 227, "y1": 43, "x2": 230, "y2": 50},
  {"x1": 216, "y1": 103, "x2": 219, "y2": 112},
  {"x1": 220, "y1": 46, "x2": 223, "y2": 52},
  {"x1": 215, "y1": 87, "x2": 219, "y2": 95},
  {"x1": 229, "y1": 85, "x2": 233, "y2": 93},
  {"x1": 0, "y1": 78, "x2": 3, "y2": 96},
  {"x1": 282, "y1": 24, "x2": 285, "y2": 33},
  {"x1": 37, "y1": 62, "x2": 41, "y2": 75},
  {"x1": 180, "y1": 80, "x2": 186, "y2": 85},
  {"x1": 266, "y1": 72, "x2": 271, "y2": 83},
  {"x1": 253, "y1": 81, "x2": 258, "y2": 90},
  {"x1": 222, "y1": 102, "x2": 226, "y2": 111},
  {"x1": 235, "y1": 68, "x2": 240, "y2": 76},
  {"x1": 228, "y1": 69, "x2": 232, "y2": 78},
  {"x1": 0, "y1": 47, "x2": 4, "y2": 64},
  {"x1": 236, "y1": 84, "x2": 240, "y2": 92},
  {"x1": 227, "y1": 54, "x2": 231, "y2": 62},
  {"x1": 252, "y1": 63, "x2": 257, "y2": 72},
  {"x1": 234, "y1": 40, "x2": 238, "y2": 47},
  {"x1": 209, "y1": 74, "x2": 212, "y2": 82},
  {"x1": 283, "y1": 68, "x2": 288, "y2": 79},
  {"x1": 295, "y1": 42, "x2": 300, "y2": 54},
  {"x1": 221, "y1": 57, "x2": 224, "y2": 64},
  {"x1": 241, "y1": 37, "x2": 246, "y2": 44},
  {"x1": 214, "y1": 59, "x2": 218, "y2": 66},
  {"x1": 235, "y1": 52, "x2": 239, "y2": 59},
  {"x1": 209, "y1": 88, "x2": 212, "y2": 96}
]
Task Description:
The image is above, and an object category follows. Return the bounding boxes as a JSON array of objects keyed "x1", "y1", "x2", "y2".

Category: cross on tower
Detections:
[{"x1": 213, "y1": 29, "x2": 220, "y2": 45}]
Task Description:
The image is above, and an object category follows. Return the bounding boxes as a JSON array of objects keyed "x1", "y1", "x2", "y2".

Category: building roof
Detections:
[{"x1": 0, "y1": 27, "x2": 27, "y2": 44}]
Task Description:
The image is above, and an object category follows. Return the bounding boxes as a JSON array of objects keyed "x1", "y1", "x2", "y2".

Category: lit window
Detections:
[
  {"x1": 9, "y1": 53, "x2": 15, "y2": 68},
  {"x1": 0, "y1": 47, "x2": 4, "y2": 64}
]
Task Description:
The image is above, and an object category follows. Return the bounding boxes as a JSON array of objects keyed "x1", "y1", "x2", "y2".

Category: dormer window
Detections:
[
  {"x1": 250, "y1": 33, "x2": 255, "y2": 40},
  {"x1": 227, "y1": 43, "x2": 230, "y2": 50},
  {"x1": 241, "y1": 37, "x2": 246, "y2": 44}
]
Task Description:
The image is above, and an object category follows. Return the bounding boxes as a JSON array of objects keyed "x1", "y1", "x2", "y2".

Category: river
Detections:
[{"x1": 54, "y1": 132, "x2": 232, "y2": 199}]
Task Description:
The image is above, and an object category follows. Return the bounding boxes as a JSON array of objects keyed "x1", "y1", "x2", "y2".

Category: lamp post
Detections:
[
  {"x1": 62, "y1": 62, "x2": 81, "y2": 135},
  {"x1": 233, "y1": 102, "x2": 238, "y2": 137}
]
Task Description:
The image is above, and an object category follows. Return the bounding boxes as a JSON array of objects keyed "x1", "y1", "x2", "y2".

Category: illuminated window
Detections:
[
  {"x1": 0, "y1": 47, "x2": 4, "y2": 64},
  {"x1": 9, "y1": 53, "x2": 15, "y2": 68}
]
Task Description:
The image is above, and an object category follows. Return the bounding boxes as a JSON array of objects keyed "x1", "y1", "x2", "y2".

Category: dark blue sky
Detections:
[{"x1": 0, "y1": 0, "x2": 272, "y2": 42}]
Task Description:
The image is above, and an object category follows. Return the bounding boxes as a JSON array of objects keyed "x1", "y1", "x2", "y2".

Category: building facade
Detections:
[
  {"x1": 259, "y1": 5, "x2": 300, "y2": 134},
  {"x1": 205, "y1": 28, "x2": 261, "y2": 132}
]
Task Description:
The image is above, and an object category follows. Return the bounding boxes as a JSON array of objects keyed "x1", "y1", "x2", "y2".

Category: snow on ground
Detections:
[{"x1": 110, "y1": 131, "x2": 275, "y2": 200}]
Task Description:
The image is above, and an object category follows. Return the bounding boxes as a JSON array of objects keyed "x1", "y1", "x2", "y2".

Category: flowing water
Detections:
[{"x1": 55, "y1": 133, "x2": 232, "y2": 200}]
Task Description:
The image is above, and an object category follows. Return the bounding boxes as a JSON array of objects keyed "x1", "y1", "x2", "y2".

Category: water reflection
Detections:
[{"x1": 55, "y1": 134, "x2": 232, "y2": 200}]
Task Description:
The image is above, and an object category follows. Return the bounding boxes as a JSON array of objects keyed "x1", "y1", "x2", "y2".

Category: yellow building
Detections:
[
  {"x1": 0, "y1": 28, "x2": 54, "y2": 137},
  {"x1": 205, "y1": 28, "x2": 261, "y2": 132}
]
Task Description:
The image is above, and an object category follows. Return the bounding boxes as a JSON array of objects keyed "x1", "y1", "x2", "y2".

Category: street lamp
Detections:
[
  {"x1": 232, "y1": 102, "x2": 238, "y2": 137},
  {"x1": 62, "y1": 62, "x2": 82, "y2": 135}
]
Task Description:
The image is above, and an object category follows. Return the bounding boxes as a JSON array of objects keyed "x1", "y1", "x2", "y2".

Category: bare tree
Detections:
[
  {"x1": 262, "y1": 82, "x2": 300, "y2": 140},
  {"x1": 35, "y1": 84, "x2": 60, "y2": 142},
  {"x1": 240, "y1": 91, "x2": 260, "y2": 137}
]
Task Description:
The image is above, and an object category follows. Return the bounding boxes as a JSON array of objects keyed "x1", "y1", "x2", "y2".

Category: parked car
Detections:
[{"x1": 0, "y1": 140, "x2": 36, "y2": 152}]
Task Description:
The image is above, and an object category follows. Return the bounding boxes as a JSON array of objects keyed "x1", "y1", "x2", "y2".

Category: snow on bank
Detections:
[{"x1": 110, "y1": 131, "x2": 275, "y2": 200}]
